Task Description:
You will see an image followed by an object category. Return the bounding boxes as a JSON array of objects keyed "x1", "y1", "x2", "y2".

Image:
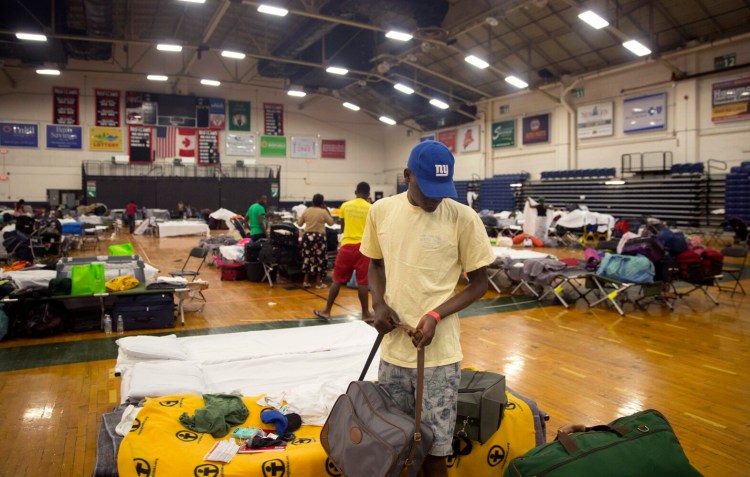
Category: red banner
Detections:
[
  {"x1": 437, "y1": 129, "x2": 457, "y2": 153},
  {"x1": 95, "y1": 89, "x2": 120, "y2": 127},
  {"x1": 53, "y1": 86, "x2": 79, "y2": 125},
  {"x1": 321, "y1": 139, "x2": 346, "y2": 159}
]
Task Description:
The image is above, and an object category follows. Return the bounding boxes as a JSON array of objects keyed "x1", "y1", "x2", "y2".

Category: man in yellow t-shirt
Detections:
[
  {"x1": 360, "y1": 141, "x2": 494, "y2": 477},
  {"x1": 313, "y1": 182, "x2": 372, "y2": 320}
]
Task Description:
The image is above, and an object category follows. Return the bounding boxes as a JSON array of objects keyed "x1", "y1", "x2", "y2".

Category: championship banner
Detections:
[
  {"x1": 228, "y1": 100, "x2": 251, "y2": 131},
  {"x1": 437, "y1": 129, "x2": 457, "y2": 153},
  {"x1": 491, "y1": 120, "x2": 515, "y2": 148},
  {"x1": 89, "y1": 127, "x2": 123, "y2": 151},
  {"x1": 263, "y1": 103, "x2": 284, "y2": 136},
  {"x1": 209, "y1": 98, "x2": 226, "y2": 129},
  {"x1": 46, "y1": 125, "x2": 82, "y2": 149},
  {"x1": 577, "y1": 101, "x2": 614, "y2": 139},
  {"x1": 53, "y1": 86, "x2": 79, "y2": 125},
  {"x1": 128, "y1": 125, "x2": 153, "y2": 162},
  {"x1": 321, "y1": 139, "x2": 345, "y2": 159},
  {"x1": 197, "y1": 129, "x2": 220, "y2": 164},
  {"x1": 712, "y1": 76, "x2": 750, "y2": 123},
  {"x1": 95, "y1": 89, "x2": 121, "y2": 127}
]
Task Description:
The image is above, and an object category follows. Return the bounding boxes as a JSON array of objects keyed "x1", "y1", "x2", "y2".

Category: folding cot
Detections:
[{"x1": 486, "y1": 247, "x2": 556, "y2": 294}]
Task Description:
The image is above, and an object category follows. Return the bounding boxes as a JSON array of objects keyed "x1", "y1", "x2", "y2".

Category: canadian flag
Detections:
[{"x1": 177, "y1": 128, "x2": 196, "y2": 157}]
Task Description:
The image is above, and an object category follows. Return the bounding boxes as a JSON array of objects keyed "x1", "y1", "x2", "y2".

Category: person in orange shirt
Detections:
[{"x1": 314, "y1": 182, "x2": 372, "y2": 321}]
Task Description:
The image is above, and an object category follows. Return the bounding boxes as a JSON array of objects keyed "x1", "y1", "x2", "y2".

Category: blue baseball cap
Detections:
[{"x1": 406, "y1": 140, "x2": 457, "y2": 199}]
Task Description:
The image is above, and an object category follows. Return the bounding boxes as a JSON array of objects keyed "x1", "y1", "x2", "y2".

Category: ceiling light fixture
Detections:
[
  {"x1": 147, "y1": 74, "x2": 168, "y2": 81},
  {"x1": 326, "y1": 66, "x2": 348, "y2": 75},
  {"x1": 177, "y1": 0, "x2": 206, "y2": 3},
  {"x1": 379, "y1": 116, "x2": 397, "y2": 125},
  {"x1": 36, "y1": 69, "x2": 60, "y2": 75},
  {"x1": 605, "y1": 180, "x2": 626, "y2": 185},
  {"x1": 221, "y1": 50, "x2": 246, "y2": 59},
  {"x1": 622, "y1": 40, "x2": 651, "y2": 57},
  {"x1": 287, "y1": 90, "x2": 306, "y2": 97},
  {"x1": 505, "y1": 75, "x2": 529, "y2": 89},
  {"x1": 465, "y1": 55, "x2": 489, "y2": 69},
  {"x1": 343, "y1": 102, "x2": 360, "y2": 111},
  {"x1": 257, "y1": 4, "x2": 289, "y2": 16},
  {"x1": 385, "y1": 31, "x2": 412, "y2": 42},
  {"x1": 429, "y1": 98, "x2": 449, "y2": 109},
  {"x1": 578, "y1": 10, "x2": 609, "y2": 29},
  {"x1": 157, "y1": 43, "x2": 182, "y2": 52},
  {"x1": 509, "y1": 183, "x2": 523, "y2": 188},
  {"x1": 16, "y1": 32, "x2": 47, "y2": 42},
  {"x1": 394, "y1": 83, "x2": 414, "y2": 95},
  {"x1": 201, "y1": 79, "x2": 221, "y2": 86}
]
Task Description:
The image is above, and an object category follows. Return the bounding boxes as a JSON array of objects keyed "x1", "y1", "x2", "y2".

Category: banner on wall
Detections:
[
  {"x1": 226, "y1": 133, "x2": 257, "y2": 156},
  {"x1": 46, "y1": 125, "x2": 82, "y2": 149},
  {"x1": 89, "y1": 127, "x2": 122, "y2": 151},
  {"x1": 711, "y1": 76, "x2": 750, "y2": 123},
  {"x1": 53, "y1": 87, "x2": 79, "y2": 125},
  {"x1": 209, "y1": 98, "x2": 226, "y2": 130},
  {"x1": 437, "y1": 129, "x2": 457, "y2": 153},
  {"x1": 95, "y1": 89, "x2": 120, "y2": 127},
  {"x1": 177, "y1": 128, "x2": 196, "y2": 157},
  {"x1": 577, "y1": 101, "x2": 614, "y2": 139},
  {"x1": 291, "y1": 136, "x2": 317, "y2": 158},
  {"x1": 197, "y1": 129, "x2": 220, "y2": 164},
  {"x1": 0, "y1": 123, "x2": 39, "y2": 147},
  {"x1": 228, "y1": 101, "x2": 251, "y2": 131},
  {"x1": 623, "y1": 93, "x2": 666, "y2": 133},
  {"x1": 260, "y1": 135, "x2": 287, "y2": 157},
  {"x1": 491, "y1": 120, "x2": 515, "y2": 148},
  {"x1": 458, "y1": 125, "x2": 480, "y2": 153},
  {"x1": 321, "y1": 139, "x2": 345, "y2": 159},
  {"x1": 522, "y1": 114, "x2": 550, "y2": 144},
  {"x1": 420, "y1": 135, "x2": 435, "y2": 142},
  {"x1": 263, "y1": 103, "x2": 284, "y2": 136},
  {"x1": 128, "y1": 125, "x2": 153, "y2": 162}
]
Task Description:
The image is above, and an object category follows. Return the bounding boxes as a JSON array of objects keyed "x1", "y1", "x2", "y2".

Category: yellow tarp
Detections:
[{"x1": 118, "y1": 391, "x2": 539, "y2": 476}]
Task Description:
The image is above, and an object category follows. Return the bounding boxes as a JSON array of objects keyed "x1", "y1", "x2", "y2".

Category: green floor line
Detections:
[{"x1": 0, "y1": 294, "x2": 550, "y2": 373}]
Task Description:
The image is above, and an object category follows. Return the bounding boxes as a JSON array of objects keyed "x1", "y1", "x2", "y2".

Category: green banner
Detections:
[
  {"x1": 86, "y1": 180, "x2": 96, "y2": 198},
  {"x1": 491, "y1": 120, "x2": 515, "y2": 148},
  {"x1": 228, "y1": 100, "x2": 251, "y2": 131},
  {"x1": 260, "y1": 135, "x2": 287, "y2": 157}
]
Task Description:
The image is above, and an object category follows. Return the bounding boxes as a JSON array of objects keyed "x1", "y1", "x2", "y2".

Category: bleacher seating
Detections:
[
  {"x1": 541, "y1": 168, "x2": 616, "y2": 180},
  {"x1": 725, "y1": 161, "x2": 750, "y2": 224}
]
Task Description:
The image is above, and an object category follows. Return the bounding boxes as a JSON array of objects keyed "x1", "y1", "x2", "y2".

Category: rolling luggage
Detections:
[
  {"x1": 676, "y1": 250, "x2": 703, "y2": 282},
  {"x1": 220, "y1": 262, "x2": 246, "y2": 281},
  {"x1": 455, "y1": 369, "x2": 507, "y2": 444},
  {"x1": 112, "y1": 293, "x2": 174, "y2": 330},
  {"x1": 504, "y1": 409, "x2": 701, "y2": 477},
  {"x1": 701, "y1": 248, "x2": 723, "y2": 276}
]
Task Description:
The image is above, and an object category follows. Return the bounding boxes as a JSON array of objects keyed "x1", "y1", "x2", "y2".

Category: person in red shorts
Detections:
[{"x1": 314, "y1": 182, "x2": 372, "y2": 321}]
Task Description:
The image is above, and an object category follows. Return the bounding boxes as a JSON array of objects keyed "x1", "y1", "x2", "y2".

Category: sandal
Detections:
[
  {"x1": 302, "y1": 282, "x2": 311, "y2": 288},
  {"x1": 313, "y1": 310, "x2": 330, "y2": 321}
]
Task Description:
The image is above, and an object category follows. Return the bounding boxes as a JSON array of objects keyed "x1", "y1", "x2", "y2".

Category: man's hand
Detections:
[
  {"x1": 373, "y1": 303, "x2": 400, "y2": 334},
  {"x1": 412, "y1": 314, "x2": 437, "y2": 350}
]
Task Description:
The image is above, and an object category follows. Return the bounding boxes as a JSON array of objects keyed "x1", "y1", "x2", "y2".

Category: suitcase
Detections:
[
  {"x1": 455, "y1": 369, "x2": 507, "y2": 444},
  {"x1": 504, "y1": 409, "x2": 701, "y2": 477},
  {"x1": 245, "y1": 261, "x2": 265, "y2": 282},
  {"x1": 220, "y1": 262, "x2": 246, "y2": 281},
  {"x1": 621, "y1": 236, "x2": 665, "y2": 264},
  {"x1": 676, "y1": 250, "x2": 703, "y2": 282},
  {"x1": 112, "y1": 293, "x2": 174, "y2": 330}
]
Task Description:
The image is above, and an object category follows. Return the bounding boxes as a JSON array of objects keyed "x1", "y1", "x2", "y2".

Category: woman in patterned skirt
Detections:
[{"x1": 296, "y1": 193, "x2": 334, "y2": 288}]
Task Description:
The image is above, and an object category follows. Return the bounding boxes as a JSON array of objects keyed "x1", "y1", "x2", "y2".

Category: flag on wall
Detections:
[
  {"x1": 177, "y1": 127, "x2": 196, "y2": 157},
  {"x1": 156, "y1": 126, "x2": 176, "y2": 157}
]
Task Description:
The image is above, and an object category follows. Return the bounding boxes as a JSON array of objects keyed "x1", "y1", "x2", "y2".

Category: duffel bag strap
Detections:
[
  {"x1": 399, "y1": 347, "x2": 425, "y2": 477},
  {"x1": 357, "y1": 333, "x2": 384, "y2": 381},
  {"x1": 556, "y1": 423, "x2": 630, "y2": 454}
]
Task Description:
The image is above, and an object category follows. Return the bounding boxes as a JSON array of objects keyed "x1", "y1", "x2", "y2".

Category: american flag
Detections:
[{"x1": 156, "y1": 126, "x2": 176, "y2": 158}]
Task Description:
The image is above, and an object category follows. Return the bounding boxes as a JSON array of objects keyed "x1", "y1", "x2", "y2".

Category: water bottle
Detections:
[
  {"x1": 116, "y1": 315, "x2": 124, "y2": 335},
  {"x1": 103, "y1": 314, "x2": 112, "y2": 334}
]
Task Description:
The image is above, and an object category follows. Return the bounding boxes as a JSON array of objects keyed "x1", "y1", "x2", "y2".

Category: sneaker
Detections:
[{"x1": 315, "y1": 283, "x2": 328, "y2": 289}]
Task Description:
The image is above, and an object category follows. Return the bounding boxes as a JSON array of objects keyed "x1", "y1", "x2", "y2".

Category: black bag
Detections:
[
  {"x1": 12, "y1": 300, "x2": 67, "y2": 337},
  {"x1": 112, "y1": 293, "x2": 174, "y2": 330},
  {"x1": 455, "y1": 370, "x2": 507, "y2": 445},
  {"x1": 244, "y1": 239, "x2": 266, "y2": 262}
]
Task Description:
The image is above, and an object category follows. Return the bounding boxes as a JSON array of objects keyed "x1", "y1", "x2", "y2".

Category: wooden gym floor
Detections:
[{"x1": 0, "y1": 230, "x2": 747, "y2": 476}]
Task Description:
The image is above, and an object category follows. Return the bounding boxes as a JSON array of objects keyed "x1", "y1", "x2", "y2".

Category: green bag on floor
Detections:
[
  {"x1": 504, "y1": 409, "x2": 702, "y2": 477},
  {"x1": 108, "y1": 242, "x2": 134, "y2": 256},
  {"x1": 70, "y1": 263, "x2": 106, "y2": 296}
]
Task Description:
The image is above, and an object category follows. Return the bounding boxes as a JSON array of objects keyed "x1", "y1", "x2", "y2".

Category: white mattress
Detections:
[
  {"x1": 158, "y1": 221, "x2": 210, "y2": 238},
  {"x1": 117, "y1": 321, "x2": 380, "y2": 425}
]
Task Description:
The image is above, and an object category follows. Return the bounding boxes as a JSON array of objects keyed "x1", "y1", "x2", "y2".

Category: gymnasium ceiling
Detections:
[{"x1": 1, "y1": 0, "x2": 750, "y2": 131}]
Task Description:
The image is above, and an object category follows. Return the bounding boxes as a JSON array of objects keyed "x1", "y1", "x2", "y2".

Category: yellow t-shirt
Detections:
[
  {"x1": 339, "y1": 197, "x2": 371, "y2": 246},
  {"x1": 360, "y1": 192, "x2": 494, "y2": 368}
]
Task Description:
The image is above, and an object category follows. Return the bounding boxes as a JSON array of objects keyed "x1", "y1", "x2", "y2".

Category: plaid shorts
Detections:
[{"x1": 378, "y1": 360, "x2": 461, "y2": 456}]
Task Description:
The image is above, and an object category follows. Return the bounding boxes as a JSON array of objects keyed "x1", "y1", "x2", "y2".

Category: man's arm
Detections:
[
  {"x1": 413, "y1": 266, "x2": 488, "y2": 349},
  {"x1": 259, "y1": 213, "x2": 267, "y2": 235},
  {"x1": 368, "y1": 258, "x2": 399, "y2": 334}
]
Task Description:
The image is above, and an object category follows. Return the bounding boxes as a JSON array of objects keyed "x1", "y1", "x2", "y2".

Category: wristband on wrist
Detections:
[{"x1": 426, "y1": 310, "x2": 441, "y2": 323}]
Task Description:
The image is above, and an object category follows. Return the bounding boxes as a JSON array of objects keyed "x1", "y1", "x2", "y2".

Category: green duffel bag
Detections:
[{"x1": 504, "y1": 409, "x2": 702, "y2": 477}]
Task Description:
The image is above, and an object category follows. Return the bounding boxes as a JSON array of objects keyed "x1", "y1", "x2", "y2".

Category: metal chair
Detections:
[
  {"x1": 716, "y1": 246, "x2": 747, "y2": 295},
  {"x1": 169, "y1": 247, "x2": 208, "y2": 282}
]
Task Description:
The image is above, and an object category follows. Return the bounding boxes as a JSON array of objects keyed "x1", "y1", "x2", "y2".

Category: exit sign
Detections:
[
  {"x1": 571, "y1": 88, "x2": 584, "y2": 98},
  {"x1": 714, "y1": 54, "x2": 736, "y2": 70}
]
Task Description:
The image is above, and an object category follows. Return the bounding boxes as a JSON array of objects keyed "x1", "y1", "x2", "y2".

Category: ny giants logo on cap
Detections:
[{"x1": 435, "y1": 164, "x2": 449, "y2": 177}]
